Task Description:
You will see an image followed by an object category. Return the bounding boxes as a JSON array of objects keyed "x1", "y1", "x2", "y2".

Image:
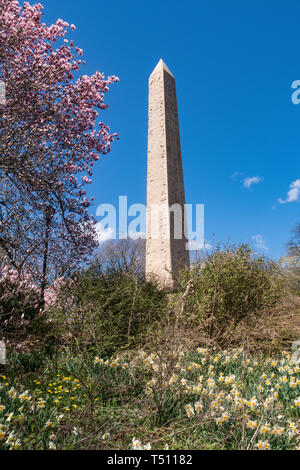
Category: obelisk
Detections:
[{"x1": 146, "y1": 59, "x2": 190, "y2": 290}]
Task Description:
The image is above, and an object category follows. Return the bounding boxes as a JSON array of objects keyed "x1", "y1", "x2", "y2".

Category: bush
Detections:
[
  {"x1": 49, "y1": 264, "x2": 167, "y2": 356},
  {"x1": 0, "y1": 265, "x2": 40, "y2": 335},
  {"x1": 0, "y1": 264, "x2": 59, "y2": 343},
  {"x1": 180, "y1": 244, "x2": 286, "y2": 340}
]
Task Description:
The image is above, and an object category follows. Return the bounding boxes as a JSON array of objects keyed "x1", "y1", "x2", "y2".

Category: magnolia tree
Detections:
[
  {"x1": 0, "y1": 0, "x2": 119, "y2": 305},
  {"x1": 0, "y1": 263, "x2": 67, "y2": 333}
]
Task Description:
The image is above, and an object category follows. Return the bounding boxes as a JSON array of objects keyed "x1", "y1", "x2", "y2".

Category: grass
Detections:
[
  {"x1": 1, "y1": 345, "x2": 300, "y2": 450},
  {"x1": 1, "y1": 243, "x2": 299, "y2": 450}
]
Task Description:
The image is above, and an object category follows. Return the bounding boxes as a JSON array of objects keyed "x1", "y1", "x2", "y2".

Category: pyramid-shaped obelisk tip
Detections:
[{"x1": 150, "y1": 59, "x2": 174, "y2": 78}]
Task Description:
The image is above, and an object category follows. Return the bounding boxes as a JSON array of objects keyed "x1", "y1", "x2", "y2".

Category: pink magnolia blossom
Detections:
[{"x1": 0, "y1": 0, "x2": 119, "y2": 286}]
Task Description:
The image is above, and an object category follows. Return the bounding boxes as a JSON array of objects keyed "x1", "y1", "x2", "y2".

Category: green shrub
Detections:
[
  {"x1": 180, "y1": 244, "x2": 286, "y2": 338},
  {"x1": 0, "y1": 267, "x2": 41, "y2": 340},
  {"x1": 50, "y1": 265, "x2": 167, "y2": 356}
]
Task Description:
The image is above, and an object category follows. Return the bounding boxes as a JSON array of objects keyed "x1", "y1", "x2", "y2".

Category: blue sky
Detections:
[{"x1": 42, "y1": 0, "x2": 300, "y2": 259}]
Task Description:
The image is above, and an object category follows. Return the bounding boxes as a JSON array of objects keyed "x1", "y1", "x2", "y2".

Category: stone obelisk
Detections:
[{"x1": 146, "y1": 59, "x2": 190, "y2": 290}]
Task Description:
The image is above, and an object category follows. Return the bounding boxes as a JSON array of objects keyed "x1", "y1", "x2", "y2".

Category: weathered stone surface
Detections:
[{"x1": 146, "y1": 59, "x2": 190, "y2": 289}]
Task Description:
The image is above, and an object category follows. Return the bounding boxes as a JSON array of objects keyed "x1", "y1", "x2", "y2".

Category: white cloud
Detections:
[
  {"x1": 128, "y1": 231, "x2": 146, "y2": 240},
  {"x1": 252, "y1": 234, "x2": 269, "y2": 252},
  {"x1": 278, "y1": 179, "x2": 300, "y2": 204},
  {"x1": 243, "y1": 176, "x2": 263, "y2": 189},
  {"x1": 95, "y1": 223, "x2": 115, "y2": 244},
  {"x1": 187, "y1": 240, "x2": 212, "y2": 251},
  {"x1": 231, "y1": 171, "x2": 243, "y2": 181}
]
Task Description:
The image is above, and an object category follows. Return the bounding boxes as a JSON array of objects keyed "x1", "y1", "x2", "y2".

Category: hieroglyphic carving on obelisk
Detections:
[{"x1": 146, "y1": 59, "x2": 190, "y2": 289}]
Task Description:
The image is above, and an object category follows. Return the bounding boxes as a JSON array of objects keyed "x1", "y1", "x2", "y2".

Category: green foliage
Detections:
[
  {"x1": 180, "y1": 244, "x2": 286, "y2": 338},
  {"x1": 50, "y1": 265, "x2": 167, "y2": 357},
  {"x1": 1, "y1": 346, "x2": 300, "y2": 450},
  {"x1": 1, "y1": 240, "x2": 298, "y2": 450},
  {"x1": 7, "y1": 350, "x2": 47, "y2": 374}
]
